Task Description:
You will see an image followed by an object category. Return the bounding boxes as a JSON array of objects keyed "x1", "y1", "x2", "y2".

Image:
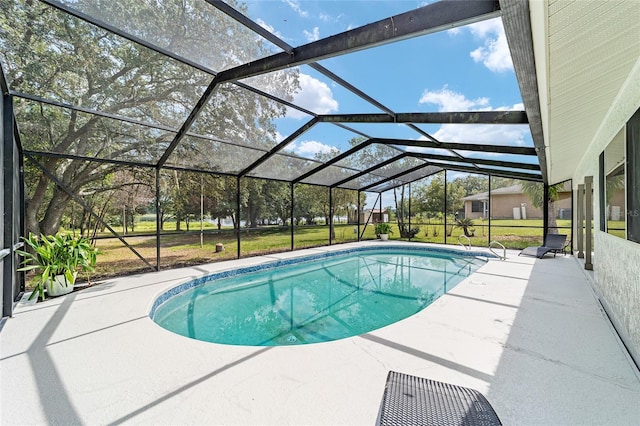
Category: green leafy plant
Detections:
[
  {"x1": 374, "y1": 222, "x2": 393, "y2": 235},
  {"x1": 17, "y1": 233, "x2": 98, "y2": 300},
  {"x1": 407, "y1": 227, "x2": 421, "y2": 238},
  {"x1": 455, "y1": 218, "x2": 476, "y2": 237}
]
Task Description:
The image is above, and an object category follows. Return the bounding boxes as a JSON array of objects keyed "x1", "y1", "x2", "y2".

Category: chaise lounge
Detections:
[{"x1": 519, "y1": 233, "x2": 568, "y2": 259}]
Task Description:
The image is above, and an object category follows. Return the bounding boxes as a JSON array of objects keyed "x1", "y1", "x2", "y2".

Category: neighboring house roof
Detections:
[
  {"x1": 462, "y1": 181, "x2": 573, "y2": 201},
  {"x1": 462, "y1": 184, "x2": 524, "y2": 201}
]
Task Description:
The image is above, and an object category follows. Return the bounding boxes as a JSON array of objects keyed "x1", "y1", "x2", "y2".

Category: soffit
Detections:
[{"x1": 543, "y1": 0, "x2": 640, "y2": 184}]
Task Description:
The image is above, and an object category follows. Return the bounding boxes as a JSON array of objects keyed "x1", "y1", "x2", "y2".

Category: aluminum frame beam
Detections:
[
  {"x1": 408, "y1": 152, "x2": 540, "y2": 170},
  {"x1": 326, "y1": 149, "x2": 537, "y2": 190},
  {"x1": 292, "y1": 139, "x2": 375, "y2": 184},
  {"x1": 362, "y1": 160, "x2": 542, "y2": 194},
  {"x1": 215, "y1": 0, "x2": 501, "y2": 83},
  {"x1": 330, "y1": 153, "x2": 412, "y2": 188},
  {"x1": 500, "y1": 0, "x2": 548, "y2": 183},
  {"x1": 156, "y1": 78, "x2": 220, "y2": 168},
  {"x1": 318, "y1": 111, "x2": 528, "y2": 124},
  {"x1": 2, "y1": 89, "x2": 16, "y2": 316},
  {"x1": 239, "y1": 117, "x2": 318, "y2": 177},
  {"x1": 375, "y1": 138, "x2": 537, "y2": 156},
  {"x1": 360, "y1": 163, "x2": 439, "y2": 192},
  {"x1": 428, "y1": 162, "x2": 542, "y2": 182}
]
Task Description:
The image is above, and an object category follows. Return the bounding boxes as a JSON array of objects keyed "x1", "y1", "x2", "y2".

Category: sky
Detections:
[{"x1": 233, "y1": 0, "x2": 534, "y2": 208}]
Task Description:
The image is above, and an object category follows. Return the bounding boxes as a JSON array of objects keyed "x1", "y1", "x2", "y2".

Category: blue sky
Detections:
[{"x1": 234, "y1": 0, "x2": 533, "y2": 208}]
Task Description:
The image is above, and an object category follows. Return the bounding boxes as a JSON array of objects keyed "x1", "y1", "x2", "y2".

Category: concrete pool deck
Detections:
[{"x1": 1, "y1": 241, "x2": 639, "y2": 425}]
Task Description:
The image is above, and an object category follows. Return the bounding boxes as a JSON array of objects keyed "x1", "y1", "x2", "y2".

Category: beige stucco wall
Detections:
[
  {"x1": 572, "y1": 58, "x2": 640, "y2": 363},
  {"x1": 490, "y1": 194, "x2": 543, "y2": 219},
  {"x1": 595, "y1": 232, "x2": 640, "y2": 358},
  {"x1": 464, "y1": 193, "x2": 572, "y2": 220}
]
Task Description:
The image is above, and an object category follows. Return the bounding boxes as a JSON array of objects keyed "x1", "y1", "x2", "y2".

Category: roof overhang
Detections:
[{"x1": 523, "y1": 0, "x2": 640, "y2": 184}]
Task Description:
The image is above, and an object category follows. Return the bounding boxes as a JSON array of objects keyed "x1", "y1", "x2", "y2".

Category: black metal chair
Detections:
[{"x1": 518, "y1": 233, "x2": 568, "y2": 258}]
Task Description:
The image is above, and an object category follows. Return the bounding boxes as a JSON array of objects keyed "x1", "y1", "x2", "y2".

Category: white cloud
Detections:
[
  {"x1": 288, "y1": 140, "x2": 336, "y2": 157},
  {"x1": 419, "y1": 87, "x2": 528, "y2": 146},
  {"x1": 419, "y1": 86, "x2": 489, "y2": 111},
  {"x1": 449, "y1": 17, "x2": 513, "y2": 73},
  {"x1": 288, "y1": 73, "x2": 339, "y2": 118},
  {"x1": 431, "y1": 123, "x2": 527, "y2": 147},
  {"x1": 256, "y1": 18, "x2": 284, "y2": 39},
  {"x1": 467, "y1": 18, "x2": 503, "y2": 38},
  {"x1": 469, "y1": 18, "x2": 512, "y2": 72},
  {"x1": 282, "y1": 0, "x2": 308, "y2": 17},
  {"x1": 256, "y1": 18, "x2": 274, "y2": 33},
  {"x1": 303, "y1": 27, "x2": 320, "y2": 42}
]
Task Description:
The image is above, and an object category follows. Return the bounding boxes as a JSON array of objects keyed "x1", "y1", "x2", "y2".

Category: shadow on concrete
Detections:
[
  {"x1": 105, "y1": 347, "x2": 271, "y2": 425},
  {"x1": 27, "y1": 293, "x2": 83, "y2": 424},
  {"x1": 360, "y1": 333, "x2": 494, "y2": 383}
]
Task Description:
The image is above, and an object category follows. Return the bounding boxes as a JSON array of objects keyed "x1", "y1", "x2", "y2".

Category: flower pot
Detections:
[
  {"x1": 45, "y1": 272, "x2": 77, "y2": 297},
  {"x1": 380, "y1": 234, "x2": 389, "y2": 241}
]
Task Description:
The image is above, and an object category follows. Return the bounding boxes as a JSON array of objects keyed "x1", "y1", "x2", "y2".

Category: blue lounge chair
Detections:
[{"x1": 519, "y1": 234, "x2": 568, "y2": 258}]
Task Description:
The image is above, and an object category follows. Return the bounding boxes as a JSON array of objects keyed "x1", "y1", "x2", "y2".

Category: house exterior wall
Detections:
[
  {"x1": 463, "y1": 201, "x2": 484, "y2": 220},
  {"x1": 490, "y1": 194, "x2": 543, "y2": 219},
  {"x1": 463, "y1": 193, "x2": 572, "y2": 220},
  {"x1": 552, "y1": 193, "x2": 572, "y2": 218},
  {"x1": 359, "y1": 211, "x2": 388, "y2": 224},
  {"x1": 572, "y1": 58, "x2": 640, "y2": 365}
]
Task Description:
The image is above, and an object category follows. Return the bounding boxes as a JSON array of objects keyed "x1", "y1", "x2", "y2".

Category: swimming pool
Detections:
[{"x1": 150, "y1": 246, "x2": 490, "y2": 346}]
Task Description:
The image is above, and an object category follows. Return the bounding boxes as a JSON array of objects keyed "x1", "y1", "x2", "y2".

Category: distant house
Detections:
[
  {"x1": 359, "y1": 209, "x2": 389, "y2": 224},
  {"x1": 461, "y1": 184, "x2": 572, "y2": 220}
]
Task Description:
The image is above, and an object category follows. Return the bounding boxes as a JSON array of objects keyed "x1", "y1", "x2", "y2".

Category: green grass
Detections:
[{"x1": 79, "y1": 219, "x2": 571, "y2": 281}]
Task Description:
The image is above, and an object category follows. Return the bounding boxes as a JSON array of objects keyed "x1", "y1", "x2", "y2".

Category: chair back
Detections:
[{"x1": 544, "y1": 233, "x2": 567, "y2": 249}]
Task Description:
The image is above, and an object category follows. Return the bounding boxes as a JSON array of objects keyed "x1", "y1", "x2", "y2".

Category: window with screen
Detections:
[{"x1": 600, "y1": 107, "x2": 640, "y2": 243}]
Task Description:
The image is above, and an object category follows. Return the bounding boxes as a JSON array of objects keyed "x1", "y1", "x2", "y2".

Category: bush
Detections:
[{"x1": 374, "y1": 222, "x2": 393, "y2": 234}]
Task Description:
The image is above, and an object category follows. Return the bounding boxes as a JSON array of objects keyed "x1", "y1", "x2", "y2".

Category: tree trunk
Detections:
[
  {"x1": 40, "y1": 190, "x2": 72, "y2": 235},
  {"x1": 548, "y1": 201, "x2": 559, "y2": 234},
  {"x1": 175, "y1": 211, "x2": 182, "y2": 231},
  {"x1": 25, "y1": 170, "x2": 53, "y2": 236},
  {"x1": 160, "y1": 211, "x2": 166, "y2": 230}
]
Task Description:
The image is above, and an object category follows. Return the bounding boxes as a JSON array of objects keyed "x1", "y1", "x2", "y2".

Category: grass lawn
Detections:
[
  {"x1": 90, "y1": 224, "x2": 372, "y2": 279},
  {"x1": 75, "y1": 219, "x2": 572, "y2": 282}
]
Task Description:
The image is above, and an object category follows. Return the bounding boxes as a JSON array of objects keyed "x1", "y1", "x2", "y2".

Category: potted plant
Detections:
[
  {"x1": 17, "y1": 233, "x2": 98, "y2": 300},
  {"x1": 374, "y1": 222, "x2": 393, "y2": 241}
]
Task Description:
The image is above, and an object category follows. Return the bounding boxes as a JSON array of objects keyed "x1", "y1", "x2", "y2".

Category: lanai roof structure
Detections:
[{"x1": 0, "y1": 0, "x2": 545, "y2": 195}]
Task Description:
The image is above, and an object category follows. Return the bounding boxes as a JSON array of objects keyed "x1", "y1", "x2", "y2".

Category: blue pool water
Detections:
[{"x1": 151, "y1": 247, "x2": 488, "y2": 346}]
